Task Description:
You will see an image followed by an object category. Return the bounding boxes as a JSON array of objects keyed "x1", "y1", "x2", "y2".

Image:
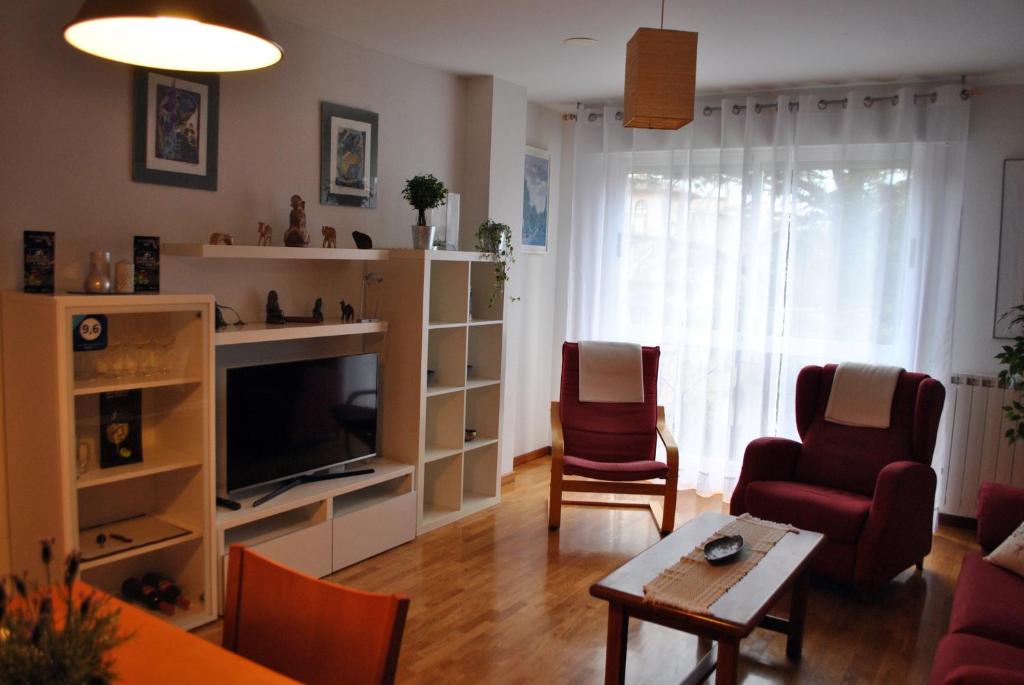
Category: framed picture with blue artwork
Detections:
[
  {"x1": 132, "y1": 68, "x2": 219, "y2": 191},
  {"x1": 522, "y1": 146, "x2": 550, "y2": 253},
  {"x1": 320, "y1": 101, "x2": 378, "y2": 208}
]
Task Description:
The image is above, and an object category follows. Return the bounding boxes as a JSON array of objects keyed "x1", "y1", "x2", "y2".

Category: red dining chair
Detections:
[
  {"x1": 549, "y1": 342, "x2": 679, "y2": 535},
  {"x1": 223, "y1": 545, "x2": 410, "y2": 685}
]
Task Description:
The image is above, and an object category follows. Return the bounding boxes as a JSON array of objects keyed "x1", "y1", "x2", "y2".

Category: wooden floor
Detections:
[{"x1": 197, "y1": 457, "x2": 977, "y2": 684}]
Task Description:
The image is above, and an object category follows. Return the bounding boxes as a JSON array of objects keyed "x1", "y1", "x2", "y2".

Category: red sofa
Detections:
[
  {"x1": 730, "y1": 364, "x2": 945, "y2": 591},
  {"x1": 930, "y1": 482, "x2": 1024, "y2": 684}
]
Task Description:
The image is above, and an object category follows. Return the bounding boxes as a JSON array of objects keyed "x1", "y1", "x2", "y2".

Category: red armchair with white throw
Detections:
[
  {"x1": 549, "y1": 342, "x2": 678, "y2": 535},
  {"x1": 730, "y1": 363, "x2": 945, "y2": 592}
]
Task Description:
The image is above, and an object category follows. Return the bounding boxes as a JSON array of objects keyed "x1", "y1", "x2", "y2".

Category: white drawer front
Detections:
[
  {"x1": 249, "y1": 520, "x2": 333, "y2": 579},
  {"x1": 332, "y1": 491, "x2": 416, "y2": 571}
]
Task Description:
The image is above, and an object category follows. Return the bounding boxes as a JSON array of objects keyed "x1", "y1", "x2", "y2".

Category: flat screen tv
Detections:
[{"x1": 225, "y1": 353, "x2": 379, "y2": 493}]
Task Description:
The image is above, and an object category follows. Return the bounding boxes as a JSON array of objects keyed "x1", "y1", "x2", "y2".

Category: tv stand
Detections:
[
  {"x1": 252, "y1": 468, "x2": 375, "y2": 507},
  {"x1": 215, "y1": 459, "x2": 415, "y2": 615}
]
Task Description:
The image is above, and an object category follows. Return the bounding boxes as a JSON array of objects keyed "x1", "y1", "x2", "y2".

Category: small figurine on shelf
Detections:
[
  {"x1": 352, "y1": 230, "x2": 373, "y2": 249},
  {"x1": 340, "y1": 299, "x2": 355, "y2": 322},
  {"x1": 283, "y1": 194, "x2": 309, "y2": 247},
  {"x1": 312, "y1": 297, "x2": 324, "y2": 322},
  {"x1": 266, "y1": 290, "x2": 285, "y2": 324},
  {"x1": 209, "y1": 232, "x2": 234, "y2": 245},
  {"x1": 257, "y1": 222, "x2": 272, "y2": 246},
  {"x1": 322, "y1": 226, "x2": 337, "y2": 248}
]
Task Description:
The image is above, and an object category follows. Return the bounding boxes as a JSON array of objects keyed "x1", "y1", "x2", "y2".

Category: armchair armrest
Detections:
[
  {"x1": 656, "y1": 406, "x2": 678, "y2": 477},
  {"x1": 855, "y1": 460, "x2": 936, "y2": 590},
  {"x1": 729, "y1": 437, "x2": 802, "y2": 516},
  {"x1": 550, "y1": 401, "x2": 564, "y2": 468},
  {"x1": 977, "y1": 482, "x2": 1024, "y2": 553}
]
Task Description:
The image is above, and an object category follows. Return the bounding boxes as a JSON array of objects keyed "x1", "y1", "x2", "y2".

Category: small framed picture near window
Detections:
[
  {"x1": 522, "y1": 146, "x2": 550, "y2": 253},
  {"x1": 320, "y1": 101, "x2": 378, "y2": 208},
  {"x1": 995, "y1": 159, "x2": 1024, "y2": 338},
  {"x1": 132, "y1": 68, "x2": 219, "y2": 191}
]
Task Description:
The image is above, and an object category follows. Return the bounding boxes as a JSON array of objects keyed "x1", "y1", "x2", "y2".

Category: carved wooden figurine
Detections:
[
  {"x1": 322, "y1": 226, "x2": 337, "y2": 248},
  {"x1": 340, "y1": 300, "x2": 355, "y2": 322},
  {"x1": 209, "y1": 232, "x2": 234, "y2": 245},
  {"x1": 283, "y1": 194, "x2": 310, "y2": 247},
  {"x1": 257, "y1": 222, "x2": 272, "y2": 246},
  {"x1": 266, "y1": 290, "x2": 285, "y2": 324}
]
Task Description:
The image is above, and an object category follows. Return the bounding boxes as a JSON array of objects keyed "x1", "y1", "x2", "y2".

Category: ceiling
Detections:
[{"x1": 258, "y1": 0, "x2": 1024, "y2": 106}]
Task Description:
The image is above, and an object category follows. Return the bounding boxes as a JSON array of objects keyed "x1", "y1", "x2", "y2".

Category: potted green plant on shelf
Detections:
[
  {"x1": 475, "y1": 219, "x2": 515, "y2": 307},
  {"x1": 0, "y1": 540, "x2": 127, "y2": 685},
  {"x1": 402, "y1": 174, "x2": 448, "y2": 250},
  {"x1": 997, "y1": 303, "x2": 1024, "y2": 444}
]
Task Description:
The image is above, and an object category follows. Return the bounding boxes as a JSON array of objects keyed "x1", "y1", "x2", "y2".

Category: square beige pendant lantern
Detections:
[{"x1": 623, "y1": 28, "x2": 698, "y2": 130}]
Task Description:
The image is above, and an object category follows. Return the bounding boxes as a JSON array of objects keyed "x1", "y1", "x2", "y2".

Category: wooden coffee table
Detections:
[{"x1": 590, "y1": 511, "x2": 824, "y2": 685}]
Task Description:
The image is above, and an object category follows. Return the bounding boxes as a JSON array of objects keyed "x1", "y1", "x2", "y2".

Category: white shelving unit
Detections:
[
  {"x1": 379, "y1": 251, "x2": 505, "y2": 533},
  {"x1": 159, "y1": 247, "x2": 417, "y2": 616},
  {"x1": 1, "y1": 293, "x2": 217, "y2": 631},
  {"x1": 163, "y1": 243, "x2": 389, "y2": 261},
  {"x1": 215, "y1": 320, "x2": 386, "y2": 346}
]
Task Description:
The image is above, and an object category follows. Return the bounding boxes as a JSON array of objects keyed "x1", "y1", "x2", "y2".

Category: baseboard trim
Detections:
[
  {"x1": 500, "y1": 473, "x2": 516, "y2": 486},
  {"x1": 513, "y1": 446, "x2": 551, "y2": 467},
  {"x1": 938, "y1": 512, "x2": 977, "y2": 530}
]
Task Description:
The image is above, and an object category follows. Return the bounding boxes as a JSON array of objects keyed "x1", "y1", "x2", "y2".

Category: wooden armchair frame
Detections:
[{"x1": 548, "y1": 401, "x2": 679, "y2": 536}]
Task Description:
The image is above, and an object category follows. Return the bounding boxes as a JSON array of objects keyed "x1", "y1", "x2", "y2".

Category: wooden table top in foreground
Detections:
[
  {"x1": 590, "y1": 512, "x2": 824, "y2": 638},
  {"x1": 90, "y1": 584, "x2": 299, "y2": 684}
]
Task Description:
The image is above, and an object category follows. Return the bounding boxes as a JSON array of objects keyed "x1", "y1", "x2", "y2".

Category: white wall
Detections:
[
  {"x1": 0, "y1": 1, "x2": 465, "y2": 293},
  {"x1": 0, "y1": 0, "x2": 467, "y2": 574},
  {"x1": 951, "y1": 84, "x2": 1024, "y2": 375},
  {"x1": 506, "y1": 103, "x2": 563, "y2": 460}
]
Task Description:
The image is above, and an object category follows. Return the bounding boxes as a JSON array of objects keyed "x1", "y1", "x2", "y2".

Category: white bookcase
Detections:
[
  {"x1": 1, "y1": 293, "x2": 217, "y2": 630},
  {"x1": 379, "y1": 251, "x2": 505, "y2": 533}
]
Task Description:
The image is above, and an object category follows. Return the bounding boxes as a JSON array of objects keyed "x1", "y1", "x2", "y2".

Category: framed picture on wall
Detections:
[
  {"x1": 522, "y1": 146, "x2": 550, "y2": 253},
  {"x1": 995, "y1": 159, "x2": 1024, "y2": 338},
  {"x1": 131, "y1": 68, "x2": 219, "y2": 191},
  {"x1": 320, "y1": 101, "x2": 378, "y2": 208}
]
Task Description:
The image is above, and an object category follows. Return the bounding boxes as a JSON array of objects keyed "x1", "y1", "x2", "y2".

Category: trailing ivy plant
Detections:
[
  {"x1": 0, "y1": 540, "x2": 128, "y2": 685},
  {"x1": 475, "y1": 220, "x2": 517, "y2": 306},
  {"x1": 996, "y1": 303, "x2": 1024, "y2": 443},
  {"x1": 401, "y1": 174, "x2": 448, "y2": 227}
]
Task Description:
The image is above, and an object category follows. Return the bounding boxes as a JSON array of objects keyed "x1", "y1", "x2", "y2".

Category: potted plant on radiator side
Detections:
[
  {"x1": 402, "y1": 174, "x2": 448, "y2": 250},
  {"x1": 996, "y1": 303, "x2": 1024, "y2": 443}
]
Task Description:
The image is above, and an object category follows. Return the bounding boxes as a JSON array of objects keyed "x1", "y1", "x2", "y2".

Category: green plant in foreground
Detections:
[
  {"x1": 475, "y1": 220, "x2": 517, "y2": 306},
  {"x1": 996, "y1": 303, "x2": 1024, "y2": 443},
  {"x1": 401, "y1": 174, "x2": 448, "y2": 226},
  {"x1": 0, "y1": 540, "x2": 128, "y2": 685}
]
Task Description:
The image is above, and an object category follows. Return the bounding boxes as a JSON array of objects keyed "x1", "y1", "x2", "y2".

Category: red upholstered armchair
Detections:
[
  {"x1": 549, "y1": 343, "x2": 678, "y2": 535},
  {"x1": 730, "y1": 364, "x2": 945, "y2": 592}
]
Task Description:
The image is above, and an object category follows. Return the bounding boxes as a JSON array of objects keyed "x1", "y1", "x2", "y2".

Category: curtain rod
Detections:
[{"x1": 564, "y1": 88, "x2": 975, "y2": 122}]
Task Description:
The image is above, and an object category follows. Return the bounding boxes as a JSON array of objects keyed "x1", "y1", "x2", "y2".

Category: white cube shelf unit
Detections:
[
  {"x1": 1, "y1": 293, "x2": 217, "y2": 630},
  {"x1": 379, "y1": 251, "x2": 505, "y2": 533}
]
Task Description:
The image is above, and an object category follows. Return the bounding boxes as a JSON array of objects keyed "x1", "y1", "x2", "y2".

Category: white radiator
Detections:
[{"x1": 940, "y1": 374, "x2": 1024, "y2": 517}]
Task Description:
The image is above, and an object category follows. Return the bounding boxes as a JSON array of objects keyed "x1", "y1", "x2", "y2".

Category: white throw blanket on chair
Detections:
[
  {"x1": 824, "y1": 362, "x2": 904, "y2": 429},
  {"x1": 577, "y1": 341, "x2": 644, "y2": 403}
]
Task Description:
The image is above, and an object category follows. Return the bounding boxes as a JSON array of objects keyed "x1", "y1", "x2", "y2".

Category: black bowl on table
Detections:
[{"x1": 703, "y1": 535, "x2": 744, "y2": 565}]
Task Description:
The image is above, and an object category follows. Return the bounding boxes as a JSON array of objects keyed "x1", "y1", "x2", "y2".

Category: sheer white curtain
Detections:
[{"x1": 563, "y1": 85, "x2": 970, "y2": 498}]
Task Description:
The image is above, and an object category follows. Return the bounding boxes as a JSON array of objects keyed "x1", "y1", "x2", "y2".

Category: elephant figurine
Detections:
[{"x1": 209, "y1": 232, "x2": 234, "y2": 245}]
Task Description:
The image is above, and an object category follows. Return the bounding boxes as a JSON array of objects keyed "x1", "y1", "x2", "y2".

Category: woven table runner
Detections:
[{"x1": 643, "y1": 514, "x2": 798, "y2": 616}]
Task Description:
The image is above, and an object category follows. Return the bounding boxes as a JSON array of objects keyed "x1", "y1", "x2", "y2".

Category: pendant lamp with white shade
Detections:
[{"x1": 64, "y1": 0, "x2": 283, "y2": 72}]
